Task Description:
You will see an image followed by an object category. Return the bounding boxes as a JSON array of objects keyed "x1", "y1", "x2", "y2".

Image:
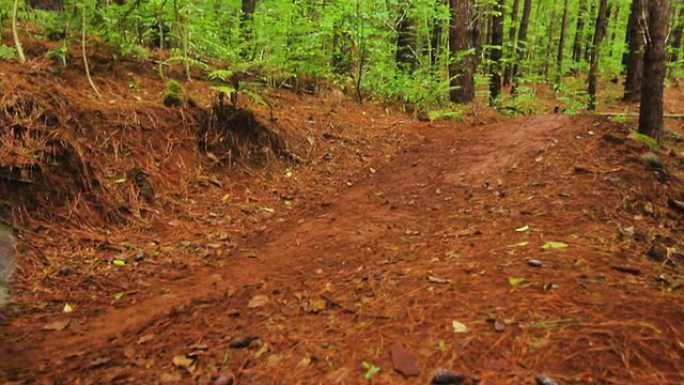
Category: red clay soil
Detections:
[{"x1": 0, "y1": 60, "x2": 683, "y2": 384}]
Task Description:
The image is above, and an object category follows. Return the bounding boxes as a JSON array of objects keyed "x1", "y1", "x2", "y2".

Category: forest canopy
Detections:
[{"x1": 1, "y1": 0, "x2": 682, "y2": 124}]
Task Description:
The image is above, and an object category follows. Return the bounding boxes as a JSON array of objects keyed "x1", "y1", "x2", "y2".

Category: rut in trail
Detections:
[{"x1": 2, "y1": 115, "x2": 683, "y2": 385}]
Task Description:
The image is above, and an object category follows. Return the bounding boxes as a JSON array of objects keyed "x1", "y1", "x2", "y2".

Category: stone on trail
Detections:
[
  {"x1": 536, "y1": 376, "x2": 559, "y2": 385},
  {"x1": 431, "y1": 369, "x2": 468, "y2": 385},
  {"x1": 388, "y1": 342, "x2": 419, "y2": 377}
]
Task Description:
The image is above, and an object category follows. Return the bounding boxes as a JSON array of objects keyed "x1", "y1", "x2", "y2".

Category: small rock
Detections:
[
  {"x1": 57, "y1": 266, "x2": 72, "y2": 276},
  {"x1": 389, "y1": 342, "x2": 419, "y2": 377},
  {"x1": 213, "y1": 373, "x2": 236, "y2": 385},
  {"x1": 527, "y1": 259, "x2": 543, "y2": 268},
  {"x1": 536, "y1": 376, "x2": 559, "y2": 385},
  {"x1": 432, "y1": 369, "x2": 468, "y2": 385},
  {"x1": 494, "y1": 320, "x2": 506, "y2": 333},
  {"x1": 647, "y1": 243, "x2": 668, "y2": 262},
  {"x1": 229, "y1": 335, "x2": 258, "y2": 349},
  {"x1": 134, "y1": 252, "x2": 146, "y2": 262}
]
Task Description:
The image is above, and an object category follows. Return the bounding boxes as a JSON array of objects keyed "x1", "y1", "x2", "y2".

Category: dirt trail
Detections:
[{"x1": 2, "y1": 115, "x2": 683, "y2": 385}]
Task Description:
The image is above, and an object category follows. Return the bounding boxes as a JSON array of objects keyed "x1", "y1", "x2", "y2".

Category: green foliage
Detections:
[
  {"x1": 1, "y1": 0, "x2": 676, "y2": 111},
  {"x1": 162, "y1": 80, "x2": 184, "y2": 107},
  {"x1": 0, "y1": 45, "x2": 17, "y2": 61},
  {"x1": 630, "y1": 132, "x2": 660, "y2": 151}
]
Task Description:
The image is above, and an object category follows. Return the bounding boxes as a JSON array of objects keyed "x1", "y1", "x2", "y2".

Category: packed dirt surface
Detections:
[
  {"x1": 2, "y1": 110, "x2": 684, "y2": 384},
  {"x1": 1, "y1": 57, "x2": 684, "y2": 384}
]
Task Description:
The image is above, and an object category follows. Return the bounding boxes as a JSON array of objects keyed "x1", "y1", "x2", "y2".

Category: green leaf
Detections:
[
  {"x1": 114, "y1": 292, "x2": 124, "y2": 301},
  {"x1": 112, "y1": 259, "x2": 127, "y2": 266},
  {"x1": 361, "y1": 361, "x2": 380, "y2": 380},
  {"x1": 541, "y1": 241, "x2": 569, "y2": 250},
  {"x1": 508, "y1": 277, "x2": 528, "y2": 287}
]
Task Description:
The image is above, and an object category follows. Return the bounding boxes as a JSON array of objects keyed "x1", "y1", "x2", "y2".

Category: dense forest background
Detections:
[{"x1": 0, "y1": 0, "x2": 683, "y2": 129}]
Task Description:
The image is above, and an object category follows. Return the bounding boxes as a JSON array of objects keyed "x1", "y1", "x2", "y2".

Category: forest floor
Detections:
[{"x1": 0, "y1": 57, "x2": 684, "y2": 385}]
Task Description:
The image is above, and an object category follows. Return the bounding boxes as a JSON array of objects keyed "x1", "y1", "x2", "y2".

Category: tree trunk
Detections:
[
  {"x1": 572, "y1": 0, "x2": 587, "y2": 62},
  {"x1": 395, "y1": 10, "x2": 418, "y2": 71},
  {"x1": 624, "y1": 0, "x2": 644, "y2": 102},
  {"x1": 489, "y1": 0, "x2": 504, "y2": 105},
  {"x1": 511, "y1": 0, "x2": 532, "y2": 94},
  {"x1": 449, "y1": 0, "x2": 476, "y2": 103},
  {"x1": 587, "y1": 0, "x2": 609, "y2": 111},
  {"x1": 639, "y1": 0, "x2": 671, "y2": 144},
  {"x1": 503, "y1": 0, "x2": 520, "y2": 86},
  {"x1": 556, "y1": 0, "x2": 570, "y2": 85},
  {"x1": 12, "y1": 0, "x2": 26, "y2": 64}
]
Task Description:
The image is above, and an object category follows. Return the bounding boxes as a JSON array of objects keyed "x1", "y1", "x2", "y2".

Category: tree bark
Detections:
[
  {"x1": 623, "y1": 0, "x2": 644, "y2": 102},
  {"x1": 449, "y1": 0, "x2": 476, "y2": 103},
  {"x1": 572, "y1": 0, "x2": 587, "y2": 62},
  {"x1": 489, "y1": 0, "x2": 504, "y2": 105},
  {"x1": 639, "y1": 0, "x2": 671, "y2": 144},
  {"x1": 556, "y1": 0, "x2": 570, "y2": 85},
  {"x1": 503, "y1": 0, "x2": 520, "y2": 86},
  {"x1": 587, "y1": 0, "x2": 609, "y2": 111},
  {"x1": 510, "y1": 0, "x2": 532, "y2": 94}
]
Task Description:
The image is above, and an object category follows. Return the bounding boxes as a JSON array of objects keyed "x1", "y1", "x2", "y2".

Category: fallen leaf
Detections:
[
  {"x1": 248, "y1": 294, "x2": 269, "y2": 308},
  {"x1": 508, "y1": 277, "x2": 528, "y2": 287},
  {"x1": 308, "y1": 298, "x2": 328, "y2": 313},
  {"x1": 451, "y1": 320, "x2": 468, "y2": 333},
  {"x1": 137, "y1": 333, "x2": 155, "y2": 344},
  {"x1": 428, "y1": 275, "x2": 452, "y2": 284},
  {"x1": 389, "y1": 342, "x2": 419, "y2": 377},
  {"x1": 541, "y1": 241, "x2": 568, "y2": 250},
  {"x1": 515, "y1": 225, "x2": 530, "y2": 232},
  {"x1": 114, "y1": 292, "x2": 125, "y2": 301},
  {"x1": 172, "y1": 355, "x2": 195, "y2": 372},
  {"x1": 43, "y1": 320, "x2": 70, "y2": 331},
  {"x1": 63, "y1": 303, "x2": 74, "y2": 313},
  {"x1": 507, "y1": 241, "x2": 529, "y2": 248}
]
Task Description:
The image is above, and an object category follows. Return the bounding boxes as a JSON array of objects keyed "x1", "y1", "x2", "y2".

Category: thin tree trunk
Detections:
[
  {"x1": 503, "y1": 0, "x2": 520, "y2": 86},
  {"x1": 511, "y1": 0, "x2": 532, "y2": 94},
  {"x1": 624, "y1": 0, "x2": 644, "y2": 102},
  {"x1": 449, "y1": 0, "x2": 476, "y2": 103},
  {"x1": 639, "y1": 0, "x2": 671, "y2": 144},
  {"x1": 572, "y1": 0, "x2": 587, "y2": 62},
  {"x1": 584, "y1": 1, "x2": 596, "y2": 62},
  {"x1": 587, "y1": 0, "x2": 609, "y2": 111},
  {"x1": 543, "y1": 8, "x2": 557, "y2": 80},
  {"x1": 670, "y1": 1, "x2": 684, "y2": 63},
  {"x1": 81, "y1": 4, "x2": 101, "y2": 98},
  {"x1": 556, "y1": 0, "x2": 570, "y2": 85},
  {"x1": 489, "y1": 0, "x2": 504, "y2": 105},
  {"x1": 12, "y1": 0, "x2": 26, "y2": 63}
]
